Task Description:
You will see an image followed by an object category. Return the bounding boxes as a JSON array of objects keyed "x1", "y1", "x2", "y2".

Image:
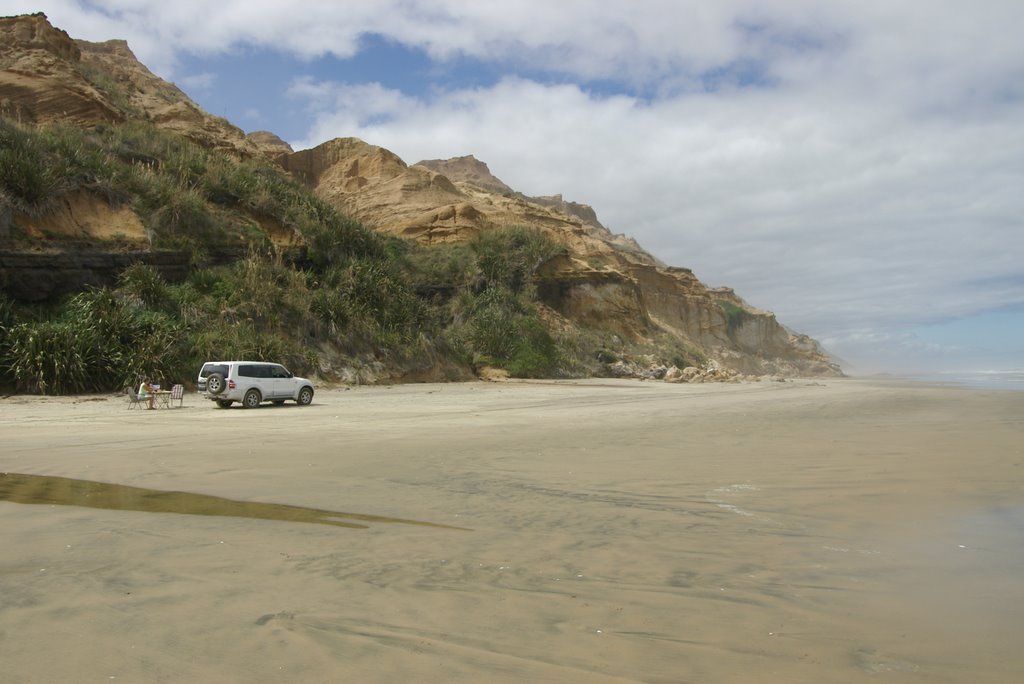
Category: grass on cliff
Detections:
[
  {"x1": 715, "y1": 298, "x2": 752, "y2": 334},
  {"x1": 0, "y1": 117, "x2": 381, "y2": 260},
  {"x1": 0, "y1": 116, "x2": 622, "y2": 392},
  {"x1": 0, "y1": 116, "x2": 415, "y2": 390}
]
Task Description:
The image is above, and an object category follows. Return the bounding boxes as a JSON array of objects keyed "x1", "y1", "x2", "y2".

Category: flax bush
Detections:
[
  {"x1": 0, "y1": 119, "x2": 66, "y2": 215},
  {"x1": 470, "y1": 226, "x2": 562, "y2": 292},
  {"x1": 450, "y1": 286, "x2": 563, "y2": 377},
  {"x1": 1, "y1": 289, "x2": 183, "y2": 394}
]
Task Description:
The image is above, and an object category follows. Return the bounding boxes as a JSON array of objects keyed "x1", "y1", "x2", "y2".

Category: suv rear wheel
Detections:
[
  {"x1": 216, "y1": 399, "x2": 232, "y2": 409},
  {"x1": 243, "y1": 388, "x2": 261, "y2": 409}
]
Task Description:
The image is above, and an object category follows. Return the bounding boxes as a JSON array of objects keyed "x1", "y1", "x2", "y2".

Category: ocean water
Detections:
[{"x1": 921, "y1": 369, "x2": 1024, "y2": 391}]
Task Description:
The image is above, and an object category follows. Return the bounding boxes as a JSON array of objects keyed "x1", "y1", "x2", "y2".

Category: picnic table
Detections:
[{"x1": 148, "y1": 384, "x2": 183, "y2": 409}]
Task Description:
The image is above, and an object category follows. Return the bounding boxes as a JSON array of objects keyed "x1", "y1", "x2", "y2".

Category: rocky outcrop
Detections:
[
  {"x1": 413, "y1": 156, "x2": 647, "y2": 257},
  {"x1": 75, "y1": 38, "x2": 264, "y2": 158},
  {"x1": 247, "y1": 130, "x2": 293, "y2": 156},
  {"x1": 415, "y1": 155, "x2": 513, "y2": 195},
  {"x1": 281, "y1": 139, "x2": 663, "y2": 267},
  {"x1": 9, "y1": 190, "x2": 148, "y2": 243},
  {"x1": 280, "y1": 138, "x2": 486, "y2": 244},
  {"x1": 0, "y1": 13, "x2": 124, "y2": 126},
  {"x1": 0, "y1": 13, "x2": 265, "y2": 158},
  {"x1": 414, "y1": 157, "x2": 604, "y2": 230},
  {"x1": 526, "y1": 194, "x2": 606, "y2": 231}
]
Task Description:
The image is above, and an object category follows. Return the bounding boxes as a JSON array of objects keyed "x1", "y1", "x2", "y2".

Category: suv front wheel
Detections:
[
  {"x1": 297, "y1": 386, "x2": 314, "y2": 406},
  {"x1": 243, "y1": 388, "x2": 262, "y2": 409}
]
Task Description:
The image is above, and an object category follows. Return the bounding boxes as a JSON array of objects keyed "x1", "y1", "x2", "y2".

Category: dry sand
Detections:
[{"x1": 1, "y1": 377, "x2": 1022, "y2": 683}]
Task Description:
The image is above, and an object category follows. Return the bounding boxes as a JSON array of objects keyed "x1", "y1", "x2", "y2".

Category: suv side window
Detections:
[
  {"x1": 238, "y1": 365, "x2": 258, "y2": 378},
  {"x1": 272, "y1": 365, "x2": 290, "y2": 379}
]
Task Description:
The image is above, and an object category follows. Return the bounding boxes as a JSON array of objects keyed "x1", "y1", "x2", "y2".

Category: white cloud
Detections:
[{"x1": 10, "y1": 1, "x2": 1024, "y2": 371}]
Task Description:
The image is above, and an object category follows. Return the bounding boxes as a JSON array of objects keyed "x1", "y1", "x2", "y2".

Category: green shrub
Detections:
[
  {"x1": 463, "y1": 288, "x2": 521, "y2": 360},
  {"x1": 310, "y1": 287, "x2": 349, "y2": 336},
  {"x1": 148, "y1": 186, "x2": 217, "y2": 247},
  {"x1": 185, "y1": 267, "x2": 221, "y2": 295},
  {"x1": 118, "y1": 263, "x2": 170, "y2": 310},
  {"x1": 303, "y1": 208, "x2": 385, "y2": 268},
  {"x1": 1, "y1": 289, "x2": 188, "y2": 394},
  {"x1": 469, "y1": 226, "x2": 561, "y2": 292},
  {"x1": 451, "y1": 286, "x2": 561, "y2": 376},
  {"x1": 405, "y1": 242, "x2": 475, "y2": 288},
  {"x1": 0, "y1": 294, "x2": 18, "y2": 386},
  {"x1": 184, "y1": 317, "x2": 305, "y2": 373},
  {"x1": 41, "y1": 125, "x2": 126, "y2": 204},
  {"x1": 505, "y1": 316, "x2": 560, "y2": 378},
  {"x1": 78, "y1": 62, "x2": 138, "y2": 115},
  {"x1": 716, "y1": 299, "x2": 750, "y2": 333},
  {"x1": 0, "y1": 119, "x2": 66, "y2": 214},
  {"x1": 208, "y1": 254, "x2": 291, "y2": 329},
  {"x1": 5, "y1": 320, "x2": 96, "y2": 394},
  {"x1": 0, "y1": 293, "x2": 13, "y2": 332},
  {"x1": 201, "y1": 157, "x2": 258, "y2": 206}
]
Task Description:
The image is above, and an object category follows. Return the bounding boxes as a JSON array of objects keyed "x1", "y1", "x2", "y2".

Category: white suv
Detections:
[{"x1": 198, "y1": 361, "x2": 314, "y2": 409}]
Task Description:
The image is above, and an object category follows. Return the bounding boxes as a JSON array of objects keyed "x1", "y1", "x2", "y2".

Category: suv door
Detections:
[
  {"x1": 237, "y1": 364, "x2": 271, "y2": 402},
  {"x1": 269, "y1": 364, "x2": 294, "y2": 399}
]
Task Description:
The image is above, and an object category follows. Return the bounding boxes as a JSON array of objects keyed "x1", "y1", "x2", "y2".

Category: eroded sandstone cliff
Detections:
[
  {"x1": 279, "y1": 139, "x2": 839, "y2": 376},
  {"x1": 0, "y1": 13, "x2": 123, "y2": 126},
  {"x1": 0, "y1": 13, "x2": 274, "y2": 158},
  {"x1": 0, "y1": 12, "x2": 841, "y2": 378}
]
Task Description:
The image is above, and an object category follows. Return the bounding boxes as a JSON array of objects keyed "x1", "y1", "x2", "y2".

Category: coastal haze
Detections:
[{"x1": 2, "y1": 379, "x2": 1022, "y2": 683}]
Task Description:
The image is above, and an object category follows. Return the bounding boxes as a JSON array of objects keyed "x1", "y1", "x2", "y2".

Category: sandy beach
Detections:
[{"x1": 1, "y1": 377, "x2": 1022, "y2": 683}]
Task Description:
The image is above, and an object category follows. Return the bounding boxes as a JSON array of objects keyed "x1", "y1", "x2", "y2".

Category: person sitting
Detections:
[{"x1": 138, "y1": 381, "x2": 157, "y2": 410}]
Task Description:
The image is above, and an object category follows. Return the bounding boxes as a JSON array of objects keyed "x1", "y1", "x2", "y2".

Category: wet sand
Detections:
[{"x1": 1, "y1": 378, "x2": 1022, "y2": 683}]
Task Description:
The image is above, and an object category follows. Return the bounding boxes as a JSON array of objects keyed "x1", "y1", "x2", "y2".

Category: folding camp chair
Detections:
[
  {"x1": 126, "y1": 387, "x2": 147, "y2": 409},
  {"x1": 170, "y1": 384, "x2": 185, "y2": 407}
]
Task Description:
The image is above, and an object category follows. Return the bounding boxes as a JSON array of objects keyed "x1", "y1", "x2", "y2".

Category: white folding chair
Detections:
[{"x1": 126, "y1": 387, "x2": 146, "y2": 409}]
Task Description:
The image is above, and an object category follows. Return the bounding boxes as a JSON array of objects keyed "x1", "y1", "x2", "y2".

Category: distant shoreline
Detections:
[
  {"x1": 858, "y1": 369, "x2": 1024, "y2": 392},
  {"x1": 3, "y1": 369, "x2": 1022, "y2": 401}
]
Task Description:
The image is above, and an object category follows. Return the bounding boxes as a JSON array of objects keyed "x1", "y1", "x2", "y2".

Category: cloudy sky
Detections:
[{"x1": 16, "y1": 1, "x2": 1024, "y2": 373}]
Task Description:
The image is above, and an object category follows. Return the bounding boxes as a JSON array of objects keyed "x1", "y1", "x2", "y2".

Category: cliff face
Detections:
[
  {"x1": 280, "y1": 140, "x2": 839, "y2": 376},
  {"x1": 0, "y1": 13, "x2": 841, "y2": 378},
  {"x1": 0, "y1": 13, "x2": 123, "y2": 126},
  {"x1": 0, "y1": 13, "x2": 276, "y2": 158}
]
